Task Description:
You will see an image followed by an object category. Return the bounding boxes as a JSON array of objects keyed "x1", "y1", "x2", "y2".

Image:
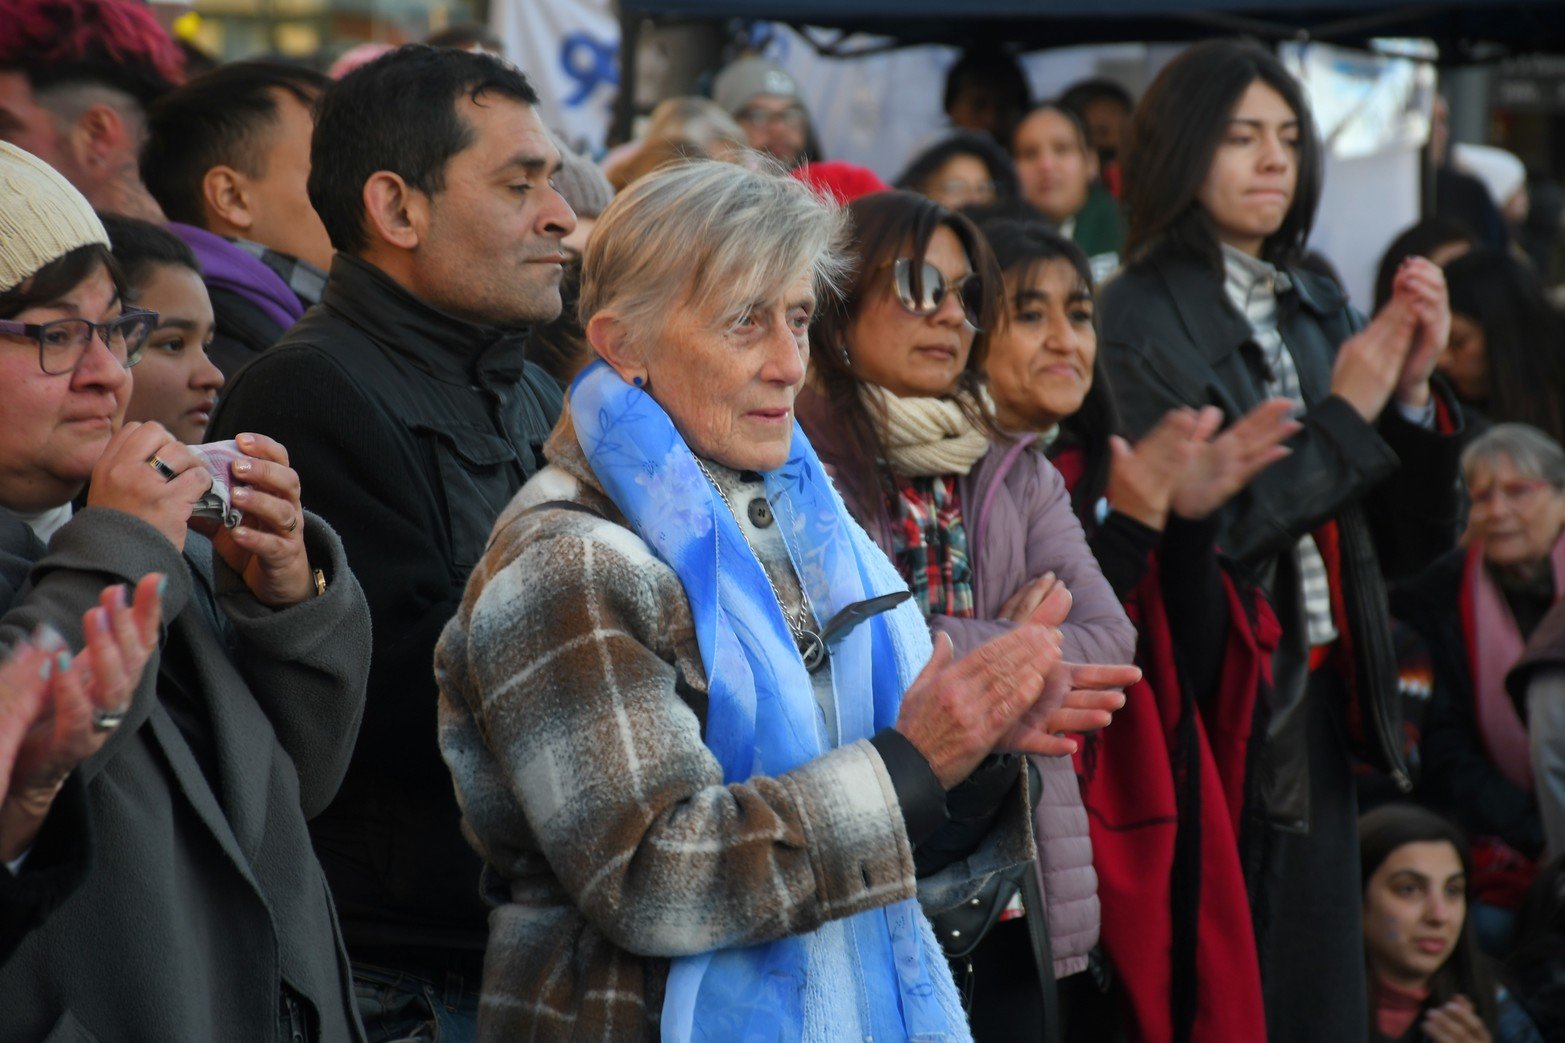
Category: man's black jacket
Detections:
[{"x1": 209, "y1": 254, "x2": 564, "y2": 971}]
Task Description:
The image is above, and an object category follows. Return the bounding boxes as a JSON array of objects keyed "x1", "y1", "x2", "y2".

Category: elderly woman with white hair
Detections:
[
  {"x1": 435, "y1": 158, "x2": 1139, "y2": 1041},
  {"x1": 1396, "y1": 423, "x2": 1565, "y2": 947}
]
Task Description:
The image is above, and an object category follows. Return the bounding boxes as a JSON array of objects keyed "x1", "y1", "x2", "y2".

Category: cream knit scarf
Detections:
[{"x1": 863, "y1": 383, "x2": 993, "y2": 477}]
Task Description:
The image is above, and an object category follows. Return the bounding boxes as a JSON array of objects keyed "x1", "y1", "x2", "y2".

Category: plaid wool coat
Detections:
[{"x1": 436, "y1": 413, "x2": 1032, "y2": 1041}]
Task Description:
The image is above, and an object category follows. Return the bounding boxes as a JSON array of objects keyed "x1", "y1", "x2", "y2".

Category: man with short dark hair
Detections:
[
  {"x1": 208, "y1": 45, "x2": 574, "y2": 1043},
  {"x1": 142, "y1": 61, "x2": 334, "y2": 374},
  {"x1": 0, "y1": 0, "x2": 183, "y2": 220}
]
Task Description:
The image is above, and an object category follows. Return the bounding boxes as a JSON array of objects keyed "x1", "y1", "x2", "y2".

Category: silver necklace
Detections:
[{"x1": 692, "y1": 457, "x2": 828, "y2": 672}]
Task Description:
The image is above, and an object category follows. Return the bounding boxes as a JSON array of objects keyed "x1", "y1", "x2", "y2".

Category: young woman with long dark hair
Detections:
[
  {"x1": 1099, "y1": 39, "x2": 1465, "y2": 1042},
  {"x1": 1441, "y1": 249, "x2": 1565, "y2": 447},
  {"x1": 1360, "y1": 804, "x2": 1542, "y2": 1042}
]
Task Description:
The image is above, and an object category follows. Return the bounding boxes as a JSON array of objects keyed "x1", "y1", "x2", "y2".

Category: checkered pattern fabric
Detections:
[{"x1": 1223, "y1": 247, "x2": 1338, "y2": 648}]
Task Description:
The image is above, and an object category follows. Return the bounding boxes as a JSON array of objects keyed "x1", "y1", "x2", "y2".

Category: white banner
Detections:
[{"x1": 491, "y1": 0, "x2": 619, "y2": 157}]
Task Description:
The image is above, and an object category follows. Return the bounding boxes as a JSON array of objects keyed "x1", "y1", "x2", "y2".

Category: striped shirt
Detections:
[{"x1": 1222, "y1": 246, "x2": 1339, "y2": 648}]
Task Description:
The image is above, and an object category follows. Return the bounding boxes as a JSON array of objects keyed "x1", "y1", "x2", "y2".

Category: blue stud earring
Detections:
[{"x1": 632, "y1": 375, "x2": 644, "y2": 387}]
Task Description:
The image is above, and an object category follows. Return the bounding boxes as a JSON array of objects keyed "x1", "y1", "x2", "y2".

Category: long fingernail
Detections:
[
  {"x1": 155, "y1": 574, "x2": 168, "y2": 597},
  {"x1": 34, "y1": 624, "x2": 65, "y2": 651}
]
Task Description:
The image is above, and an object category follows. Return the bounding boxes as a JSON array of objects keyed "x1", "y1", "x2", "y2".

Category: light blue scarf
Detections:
[{"x1": 570, "y1": 360, "x2": 963, "y2": 1042}]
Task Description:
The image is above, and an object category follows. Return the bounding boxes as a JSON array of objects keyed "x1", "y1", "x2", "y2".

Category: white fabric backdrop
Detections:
[{"x1": 491, "y1": 0, "x2": 619, "y2": 156}]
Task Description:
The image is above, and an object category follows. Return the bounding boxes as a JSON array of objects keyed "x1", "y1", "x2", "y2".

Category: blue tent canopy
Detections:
[{"x1": 617, "y1": 0, "x2": 1565, "y2": 62}]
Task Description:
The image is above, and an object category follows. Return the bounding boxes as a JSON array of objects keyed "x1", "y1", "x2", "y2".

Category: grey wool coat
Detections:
[
  {"x1": 435, "y1": 412, "x2": 1033, "y2": 1042},
  {"x1": 0, "y1": 506, "x2": 371, "y2": 1043}
]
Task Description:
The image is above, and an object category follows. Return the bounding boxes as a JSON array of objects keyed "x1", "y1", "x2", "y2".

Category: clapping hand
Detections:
[
  {"x1": 0, "y1": 574, "x2": 164, "y2": 861},
  {"x1": 998, "y1": 580, "x2": 1134, "y2": 757},
  {"x1": 1170, "y1": 398, "x2": 1300, "y2": 520},
  {"x1": 1390, "y1": 256, "x2": 1451, "y2": 410}
]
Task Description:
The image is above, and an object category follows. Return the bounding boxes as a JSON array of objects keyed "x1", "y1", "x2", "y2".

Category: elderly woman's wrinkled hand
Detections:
[
  {"x1": 894, "y1": 622, "x2": 1063, "y2": 790},
  {"x1": 206, "y1": 433, "x2": 315, "y2": 607},
  {"x1": 0, "y1": 574, "x2": 164, "y2": 861},
  {"x1": 86, "y1": 422, "x2": 211, "y2": 552}
]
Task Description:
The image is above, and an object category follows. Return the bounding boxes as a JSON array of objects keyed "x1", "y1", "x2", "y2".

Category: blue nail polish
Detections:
[
  {"x1": 156, "y1": 575, "x2": 169, "y2": 597},
  {"x1": 56, "y1": 651, "x2": 71, "y2": 673},
  {"x1": 34, "y1": 624, "x2": 65, "y2": 651},
  {"x1": 39, "y1": 660, "x2": 51, "y2": 680}
]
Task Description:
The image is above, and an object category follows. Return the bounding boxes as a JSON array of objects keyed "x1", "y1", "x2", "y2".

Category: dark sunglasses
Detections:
[{"x1": 880, "y1": 258, "x2": 985, "y2": 331}]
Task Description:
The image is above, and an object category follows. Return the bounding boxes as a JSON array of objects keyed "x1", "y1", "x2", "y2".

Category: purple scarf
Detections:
[{"x1": 167, "y1": 223, "x2": 304, "y2": 331}]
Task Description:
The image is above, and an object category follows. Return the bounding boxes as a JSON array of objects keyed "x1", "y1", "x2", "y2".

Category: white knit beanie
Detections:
[{"x1": 0, "y1": 141, "x2": 110, "y2": 293}]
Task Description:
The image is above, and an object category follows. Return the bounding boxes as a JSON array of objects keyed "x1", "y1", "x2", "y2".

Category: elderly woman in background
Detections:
[
  {"x1": 436, "y1": 160, "x2": 1137, "y2": 1042},
  {"x1": 1396, "y1": 425, "x2": 1565, "y2": 952},
  {"x1": 0, "y1": 140, "x2": 371, "y2": 1041},
  {"x1": 794, "y1": 189, "x2": 1136, "y2": 1040}
]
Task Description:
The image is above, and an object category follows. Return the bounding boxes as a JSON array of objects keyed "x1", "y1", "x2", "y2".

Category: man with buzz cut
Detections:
[{"x1": 209, "y1": 45, "x2": 575, "y2": 1043}]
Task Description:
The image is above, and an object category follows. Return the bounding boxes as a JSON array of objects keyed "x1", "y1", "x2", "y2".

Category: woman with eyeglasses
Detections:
[
  {"x1": 895, "y1": 131, "x2": 1020, "y2": 212},
  {"x1": 1393, "y1": 425, "x2": 1565, "y2": 954},
  {"x1": 0, "y1": 141, "x2": 371, "y2": 1041},
  {"x1": 796, "y1": 188, "x2": 1137, "y2": 1041}
]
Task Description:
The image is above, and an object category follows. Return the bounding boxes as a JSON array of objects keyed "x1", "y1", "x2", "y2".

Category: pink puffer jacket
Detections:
[{"x1": 826, "y1": 429, "x2": 1137, "y2": 977}]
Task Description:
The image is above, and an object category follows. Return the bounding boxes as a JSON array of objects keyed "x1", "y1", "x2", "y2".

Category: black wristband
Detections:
[{"x1": 869, "y1": 728, "x2": 948, "y2": 846}]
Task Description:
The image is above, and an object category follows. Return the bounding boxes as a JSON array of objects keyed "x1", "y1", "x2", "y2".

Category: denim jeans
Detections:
[{"x1": 352, "y1": 964, "x2": 481, "y2": 1043}]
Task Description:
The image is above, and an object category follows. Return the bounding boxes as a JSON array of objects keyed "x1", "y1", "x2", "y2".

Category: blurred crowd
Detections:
[{"x1": 4, "y1": 2, "x2": 1565, "y2": 1042}]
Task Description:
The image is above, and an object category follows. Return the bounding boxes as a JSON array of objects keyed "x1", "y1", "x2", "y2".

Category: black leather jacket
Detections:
[
  {"x1": 1099, "y1": 249, "x2": 1463, "y2": 828},
  {"x1": 209, "y1": 254, "x2": 564, "y2": 973}
]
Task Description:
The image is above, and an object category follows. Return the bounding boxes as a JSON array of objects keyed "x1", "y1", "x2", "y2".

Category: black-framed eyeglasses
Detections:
[
  {"x1": 0, "y1": 309, "x2": 156, "y2": 375},
  {"x1": 880, "y1": 258, "x2": 985, "y2": 331}
]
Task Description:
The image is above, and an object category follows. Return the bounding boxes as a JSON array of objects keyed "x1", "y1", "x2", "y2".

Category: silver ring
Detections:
[
  {"x1": 148, "y1": 455, "x2": 177, "y2": 482},
  {"x1": 92, "y1": 705, "x2": 129, "y2": 732},
  {"x1": 284, "y1": 514, "x2": 299, "y2": 534}
]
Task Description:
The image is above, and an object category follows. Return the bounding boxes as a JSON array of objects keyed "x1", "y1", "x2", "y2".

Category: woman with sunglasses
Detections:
[
  {"x1": 797, "y1": 188, "x2": 1137, "y2": 1041},
  {"x1": 0, "y1": 141, "x2": 371, "y2": 1041},
  {"x1": 1097, "y1": 41, "x2": 1463, "y2": 1042}
]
